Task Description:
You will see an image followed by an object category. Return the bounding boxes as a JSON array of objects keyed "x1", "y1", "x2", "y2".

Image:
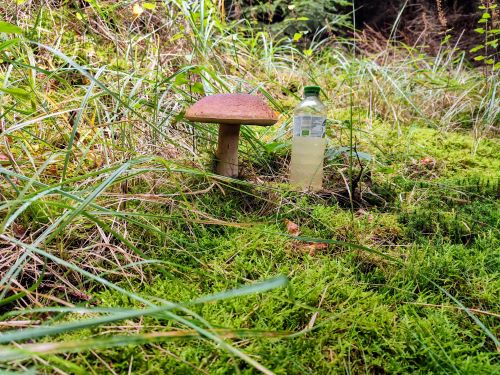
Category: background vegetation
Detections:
[{"x1": 0, "y1": 0, "x2": 498, "y2": 373}]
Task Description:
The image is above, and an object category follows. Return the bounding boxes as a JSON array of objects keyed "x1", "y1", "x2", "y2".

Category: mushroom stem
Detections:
[{"x1": 216, "y1": 124, "x2": 240, "y2": 177}]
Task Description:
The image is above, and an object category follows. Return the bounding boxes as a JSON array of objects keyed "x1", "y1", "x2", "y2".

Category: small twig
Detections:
[
  {"x1": 91, "y1": 350, "x2": 118, "y2": 375},
  {"x1": 307, "y1": 286, "x2": 329, "y2": 330},
  {"x1": 0, "y1": 320, "x2": 41, "y2": 329},
  {"x1": 402, "y1": 301, "x2": 500, "y2": 318}
]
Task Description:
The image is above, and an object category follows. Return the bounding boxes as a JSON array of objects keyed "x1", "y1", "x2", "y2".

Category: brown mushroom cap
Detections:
[{"x1": 185, "y1": 94, "x2": 278, "y2": 126}]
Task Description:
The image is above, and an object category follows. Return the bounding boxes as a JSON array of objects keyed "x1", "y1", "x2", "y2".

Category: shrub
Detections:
[{"x1": 226, "y1": 0, "x2": 352, "y2": 39}]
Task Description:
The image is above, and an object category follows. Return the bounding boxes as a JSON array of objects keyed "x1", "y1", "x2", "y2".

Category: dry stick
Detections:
[
  {"x1": 0, "y1": 321, "x2": 42, "y2": 329},
  {"x1": 0, "y1": 286, "x2": 75, "y2": 309},
  {"x1": 307, "y1": 286, "x2": 329, "y2": 330},
  {"x1": 127, "y1": 355, "x2": 134, "y2": 375},
  {"x1": 91, "y1": 350, "x2": 118, "y2": 375},
  {"x1": 11, "y1": 342, "x2": 70, "y2": 375},
  {"x1": 402, "y1": 302, "x2": 500, "y2": 318}
]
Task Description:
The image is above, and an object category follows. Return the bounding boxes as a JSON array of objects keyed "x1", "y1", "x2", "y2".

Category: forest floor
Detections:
[
  {"x1": 55, "y1": 125, "x2": 500, "y2": 374},
  {"x1": 0, "y1": 2, "x2": 499, "y2": 374}
]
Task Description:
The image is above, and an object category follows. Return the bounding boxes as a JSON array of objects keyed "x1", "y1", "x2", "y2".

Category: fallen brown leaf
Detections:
[
  {"x1": 356, "y1": 208, "x2": 374, "y2": 223},
  {"x1": 301, "y1": 242, "x2": 328, "y2": 256},
  {"x1": 285, "y1": 220, "x2": 300, "y2": 237},
  {"x1": 419, "y1": 157, "x2": 436, "y2": 169},
  {"x1": 12, "y1": 223, "x2": 28, "y2": 238},
  {"x1": 0, "y1": 153, "x2": 9, "y2": 165}
]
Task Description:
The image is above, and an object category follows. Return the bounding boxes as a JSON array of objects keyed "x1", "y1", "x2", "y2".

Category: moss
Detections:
[
  {"x1": 371, "y1": 126, "x2": 500, "y2": 180},
  {"x1": 73, "y1": 195, "x2": 498, "y2": 373}
]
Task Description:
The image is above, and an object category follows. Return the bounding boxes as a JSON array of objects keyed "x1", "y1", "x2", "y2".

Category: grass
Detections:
[{"x1": 0, "y1": 1, "x2": 499, "y2": 373}]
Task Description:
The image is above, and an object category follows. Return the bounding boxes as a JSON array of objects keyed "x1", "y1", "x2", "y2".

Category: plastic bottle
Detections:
[{"x1": 289, "y1": 86, "x2": 327, "y2": 191}]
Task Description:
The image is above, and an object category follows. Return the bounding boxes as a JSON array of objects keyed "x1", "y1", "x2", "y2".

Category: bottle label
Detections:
[{"x1": 293, "y1": 115, "x2": 325, "y2": 137}]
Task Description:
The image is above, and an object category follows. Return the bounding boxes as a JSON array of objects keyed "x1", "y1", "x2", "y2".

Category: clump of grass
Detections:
[{"x1": 0, "y1": 0, "x2": 499, "y2": 373}]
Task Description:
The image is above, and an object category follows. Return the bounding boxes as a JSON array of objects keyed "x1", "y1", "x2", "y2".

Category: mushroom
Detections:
[{"x1": 185, "y1": 93, "x2": 278, "y2": 177}]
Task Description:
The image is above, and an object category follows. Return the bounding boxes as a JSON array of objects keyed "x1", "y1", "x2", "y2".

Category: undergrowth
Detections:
[{"x1": 0, "y1": 1, "x2": 498, "y2": 374}]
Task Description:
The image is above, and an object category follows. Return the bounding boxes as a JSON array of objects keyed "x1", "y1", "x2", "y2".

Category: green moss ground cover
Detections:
[{"x1": 0, "y1": 2, "x2": 498, "y2": 374}]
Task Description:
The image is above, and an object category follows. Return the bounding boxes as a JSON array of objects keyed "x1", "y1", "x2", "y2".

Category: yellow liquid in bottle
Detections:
[{"x1": 289, "y1": 137, "x2": 327, "y2": 191}]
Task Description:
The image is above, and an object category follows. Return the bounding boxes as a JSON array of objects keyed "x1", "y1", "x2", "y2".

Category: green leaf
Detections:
[
  {"x1": 474, "y1": 55, "x2": 485, "y2": 61},
  {"x1": 486, "y1": 39, "x2": 498, "y2": 49},
  {"x1": 355, "y1": 151, "x2": 372, "y2": 161},
  {"x1": 469, "y1": 44, "x2": 484, "y2": 53},
  {"x1": 474, "y1": 27, "x2": 485, "y2": 34},
  {"x1": 481, "y1": 12, "x2": 491, "y2": 19},
  {"x1": 0, "y1": 86, "x2": 31, "y2": 99},
  {"x1": 0, "y1": 38, "x2": 19, "y2": 52},
  {"x1": 191, "y1": 82, "x2": 204, "y2": 94},
  {"x1": 0, "y1": 21, "x2": 23, "y2": 34},
  {"x1": 264, "y1": 141, "x2": 288, "y2": 154},
  {"x1": 303, "y1": 49, "x2": 313, "y2": 57},
  {"x1": 293, "y1": 32, "x2": 302, "y2": 42},
  {"x1": 376, "y1": 166, "x2": 396, "y2": 174},
  {"x1": 143, "y1": 2, "x2": 155, "y2": 10},
  {"x1": 493, "y1": 62, "x2": 500, "y2": 70},
  {"x1": 174, "y1": 73, "x2": 189, "y2": 85},
  {"x1": 485, "y1": 59, "x2": 495, "y2": 65},
  {"x1": 441, "y1": 34, "x2": 451, "y2": 45}
]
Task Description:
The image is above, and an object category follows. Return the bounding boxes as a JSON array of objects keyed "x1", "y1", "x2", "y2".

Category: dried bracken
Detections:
[{"x1": 436, "y1": 0, "x2": 448, "y2": 28}]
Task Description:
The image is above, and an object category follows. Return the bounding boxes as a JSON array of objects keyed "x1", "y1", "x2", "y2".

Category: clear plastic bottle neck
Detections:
[{"x1": 304, "y1": 93, "x2": 319, "y2": 98}]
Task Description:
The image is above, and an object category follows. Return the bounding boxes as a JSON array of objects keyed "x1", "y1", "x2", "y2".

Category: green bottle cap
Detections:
[{"x1": 304, "y1": 85, "x2": 321, "y2": 95}]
